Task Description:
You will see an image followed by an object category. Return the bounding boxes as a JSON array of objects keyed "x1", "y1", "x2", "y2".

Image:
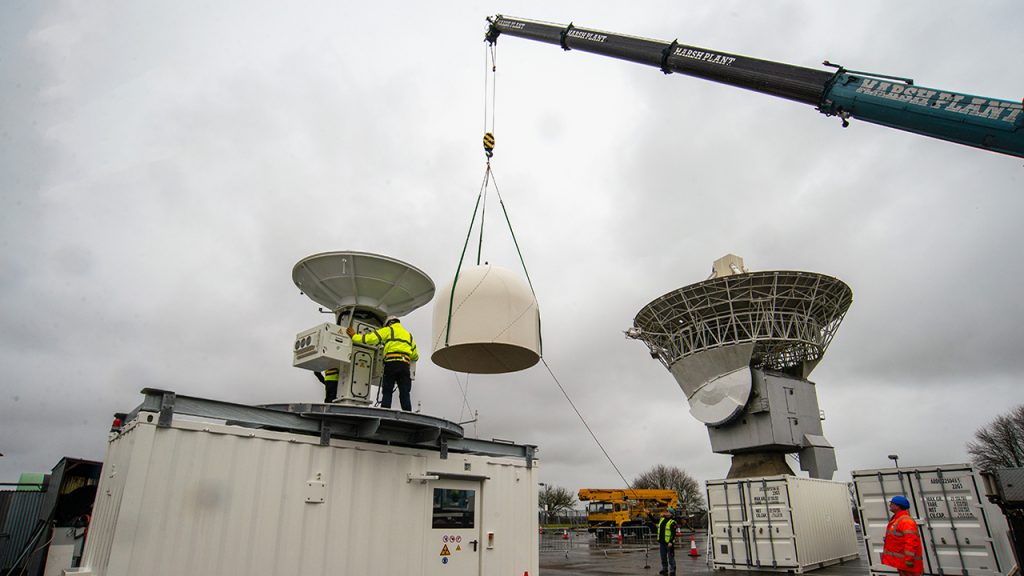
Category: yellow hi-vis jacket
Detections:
[
  {"x1": 351, "y1": 322, "x2": 419, "y2": 363},
  {"x1": 657, "y1": 516, "x2": 677, "y2": 544}
]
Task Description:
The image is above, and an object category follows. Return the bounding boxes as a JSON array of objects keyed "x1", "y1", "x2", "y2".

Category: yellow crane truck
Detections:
[{"x1": 577, "y1": 489, "x2": 679, "y2": 531}]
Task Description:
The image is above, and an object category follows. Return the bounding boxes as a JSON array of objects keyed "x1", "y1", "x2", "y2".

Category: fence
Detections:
[
  {"x1": 591, "y1": 524, "x2": 658, "y2": 549},
  {"x1": 538, "y1": 509, "x2": 587, "y2": 527},
  {"x1": 539, "y1": 528, "x2": 577, "y2": 557},
  {"x1": 0, "y1": 490, "x2": 46, "y2": 571},
  {"x1": 539, "y1": 524, "x2": 669, "y2": 557}
]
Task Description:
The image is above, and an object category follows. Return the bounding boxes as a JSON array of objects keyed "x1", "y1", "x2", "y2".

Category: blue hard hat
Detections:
[{"x1": 890, "y1": 495, "x2": 910, "y2": 509}]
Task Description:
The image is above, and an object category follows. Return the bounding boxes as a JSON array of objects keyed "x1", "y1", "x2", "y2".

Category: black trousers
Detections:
[
  {"x1": 324, "y1": 379, "x2": 338, "y2": 403},
  {"x1": 381, "y1": 361, "x2": 413, "y2": 411},
  {"x1": 659, "y1": 541, "x2": 676, "y2": 573}
]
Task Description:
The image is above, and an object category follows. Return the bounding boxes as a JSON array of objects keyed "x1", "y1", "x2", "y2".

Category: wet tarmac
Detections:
[{"x1": 539, "y1": 530, "x2": 869, "y2": 576}]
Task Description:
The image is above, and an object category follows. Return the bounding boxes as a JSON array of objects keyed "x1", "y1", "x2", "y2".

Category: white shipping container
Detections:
[
  {"x1": 66, "y1": 390, "x2": 539, "y2": 576},
  {"x1": 707, "y1": 475, "x2": 859, "y2": 573},
  {"x1": 852, "y1": 464, "x2": 1014, "y2": 576}
]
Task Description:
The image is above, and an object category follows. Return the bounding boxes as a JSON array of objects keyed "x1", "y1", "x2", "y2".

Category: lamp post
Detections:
[
  {"x1": 538, "y1": 483, "x2": 548, "y2": 527},
  {"x1": 887, "y1": 454, "x2": 900, "y2": 468}
]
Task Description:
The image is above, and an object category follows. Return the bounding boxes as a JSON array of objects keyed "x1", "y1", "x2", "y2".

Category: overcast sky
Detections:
[{"x1": 2, "y1": 1, "x2": 1022, "y2": 499}]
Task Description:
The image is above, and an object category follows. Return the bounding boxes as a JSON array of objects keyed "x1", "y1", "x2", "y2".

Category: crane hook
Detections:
[{"x1": 483, "y1": 132, "x2": 495, "y2": 157}]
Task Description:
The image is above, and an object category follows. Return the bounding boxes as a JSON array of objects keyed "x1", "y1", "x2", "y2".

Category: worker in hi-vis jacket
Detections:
[
  {"x1": 654, "y1": 508, "x2": 677, "y2": 575},
  {"x1": 347, "y1": 316, "x2": 418, "y2": 411},
  {"x1": 881, "y1": 495, "x2": 923, "y2": 576},
  {"x1": 313, "y1": 367, "x2": 340, "y2": 403}
]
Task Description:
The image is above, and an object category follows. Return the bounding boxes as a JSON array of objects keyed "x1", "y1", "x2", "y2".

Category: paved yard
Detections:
[{"x1": 539, "y1": 530, "x2": 869, "y2": 576}]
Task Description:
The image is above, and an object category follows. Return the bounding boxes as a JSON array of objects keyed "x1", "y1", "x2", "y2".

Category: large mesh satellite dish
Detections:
[
  {"x1": 293, "y1": 252, "x2": 435, "y2": 317},
  {"x1": 633, "y1": 270, "x2": 852, "y2": 375},
  {"x1": 630, "y1": 265, "x2": 852, "y2": 478}
]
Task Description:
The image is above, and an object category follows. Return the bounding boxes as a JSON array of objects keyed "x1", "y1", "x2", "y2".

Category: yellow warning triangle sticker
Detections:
[
  {"x1": 440, "y1": 544, "x2": 451, "y2": 556},
  {"x1": 456, "y1": 545, "x2": 462, "y2": 551}
]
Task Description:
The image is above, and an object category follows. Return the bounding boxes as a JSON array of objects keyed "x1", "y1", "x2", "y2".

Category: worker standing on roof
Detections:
[
  {"x1": 313, "y1": 367, "x2": 340, "y2": 403},
  {"x1": 882, "y1": 495, "x2": 923, "y2": 576},
  {"x1": 655, "y1": 508, "x2": 677, "y2": 575},
  {"x1": 347, "y1": 316, "x2": 418, "y2": 411}
]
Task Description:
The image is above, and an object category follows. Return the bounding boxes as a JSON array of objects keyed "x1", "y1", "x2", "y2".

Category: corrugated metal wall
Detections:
[
  {"x1": 81, "y1": 414, "x2": 538, "y2": 576},
  {"x1": 788, "y1": 477, "x2": 860, "y2": 566},
  {"x1": 707, "y1": 475, "x2": 858, "y2": 573},
  {"x1": 0, "y1": 490, "x2": 46, "y2": 570}
]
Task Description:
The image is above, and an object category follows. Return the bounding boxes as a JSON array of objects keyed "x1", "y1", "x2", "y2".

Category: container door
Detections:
[
  {"x1": 348, "y1": 349, "x2": 373, "y2": 399},
  {"x1": 853, "y1": 468, "x2": 916, "y2": 571},
  {"x1": 425, "y1": 480, "x2": 481, "y2": 576},
  {"x1": 747, "y1": 480, "x2": 798, "y2": 569},
  {"x1": 909, "y1": 470, "x2": 1004, "y2": 576},
  {"x1": 708, "y1": 480, "x2": 753, "y2": 567},
  {"x1": 854, "y1": 466, "x2": 1009, "y2": 576}
]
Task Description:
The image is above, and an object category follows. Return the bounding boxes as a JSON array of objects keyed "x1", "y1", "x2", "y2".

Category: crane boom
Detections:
[{"x1": 486, "y1": 15, "x2": 1024, "y2": 158}]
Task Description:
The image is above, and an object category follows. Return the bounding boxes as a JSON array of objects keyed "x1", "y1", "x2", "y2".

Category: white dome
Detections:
[{"x1": 432, "y1": 265, "x2": 541, "y2": 374}]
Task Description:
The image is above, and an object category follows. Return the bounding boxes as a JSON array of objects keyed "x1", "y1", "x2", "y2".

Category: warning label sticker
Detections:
[{"x1": 440, "y1": 545, "x2": 451, "y2": 556}]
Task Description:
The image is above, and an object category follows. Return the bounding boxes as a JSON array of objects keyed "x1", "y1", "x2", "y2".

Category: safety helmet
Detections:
[
  {"x1": 384, "y1": 316, "x2": 399, "y2": 326},
  {"x1": 890, "y1": 495, "x2": 910, "y2": 510}
]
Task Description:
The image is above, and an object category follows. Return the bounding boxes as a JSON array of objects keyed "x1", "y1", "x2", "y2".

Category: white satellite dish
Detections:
[
  {"x1": 292, "y1": 252, "x2": 435, "y2": 317},
  {"x1": 687, "y1": 367, "x2": 752, "y2": 426}
]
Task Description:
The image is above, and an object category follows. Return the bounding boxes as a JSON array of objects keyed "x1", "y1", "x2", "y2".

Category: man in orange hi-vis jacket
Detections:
[{"x1": 882, "y1": 495, "x2": 923, "y2": 575}]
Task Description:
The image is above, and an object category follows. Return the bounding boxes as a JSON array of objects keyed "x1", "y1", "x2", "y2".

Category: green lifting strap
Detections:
[
  {"x1": 446, "y1": 177, "x2": 484, "y2": 347},
  {"x1": 445, "y1": 161, "x2": 540, "y2": 351},
  {"x1": 489, "y1": 166, "x2": 542, "y2": 355}
]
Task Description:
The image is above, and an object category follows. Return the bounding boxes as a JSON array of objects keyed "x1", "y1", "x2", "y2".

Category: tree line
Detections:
[{"x1": 969, "y1": 404, "x2": 1024, "y2": 471}]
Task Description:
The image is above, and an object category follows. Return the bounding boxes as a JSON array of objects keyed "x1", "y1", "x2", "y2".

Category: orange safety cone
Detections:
[
  {"x1": 617, "y1": 528, "x2": 624, "y2": 544},
  {"x1": 562, "y1": 529, "x2": 569, "y2": 540},
  {"x1": 689, "y1": 536, "x2": 700, "y2": 557}
]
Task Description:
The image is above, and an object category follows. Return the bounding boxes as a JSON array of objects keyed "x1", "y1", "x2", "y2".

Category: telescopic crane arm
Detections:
[{"x1": 485, "y1": 15, "x2": 1024, "y2": 158}]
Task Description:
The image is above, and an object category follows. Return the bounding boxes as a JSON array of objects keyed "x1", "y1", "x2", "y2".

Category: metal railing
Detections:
[
  {"x1": 539, "y1": 524, "x2": 695, "y2": 553},
  {"x1": 539, "y1": 528, "x2": 579, "y2": 557},
  {"x1": 590, "y1": 525, "x2": 658, "y2": 549}
]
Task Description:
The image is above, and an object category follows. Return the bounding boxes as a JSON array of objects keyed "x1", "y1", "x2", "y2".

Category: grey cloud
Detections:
[{"x1": 2, "y1": 1, "x2": 1023, "y2": 496}]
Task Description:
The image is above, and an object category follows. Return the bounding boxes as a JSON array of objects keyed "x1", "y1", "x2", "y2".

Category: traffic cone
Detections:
[
  {"x1": 562, "y1": 529, "x2": 569, "y2": 540},
  {"x1": 617, "y1": 528, "x2": 624, "y2": 544},
  {"x1": 689, "y1": 536, "x2": 700, "y2": 557}
]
